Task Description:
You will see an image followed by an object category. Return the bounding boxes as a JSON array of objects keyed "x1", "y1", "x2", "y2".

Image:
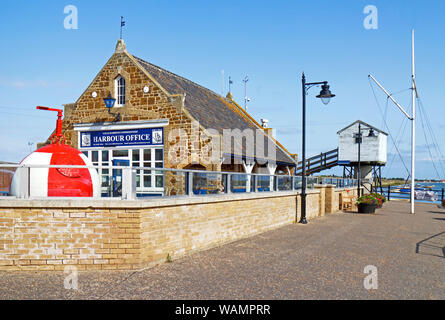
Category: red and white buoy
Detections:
[{"x1": 10, "y1": 107, "x2": 100, "y2": 198}]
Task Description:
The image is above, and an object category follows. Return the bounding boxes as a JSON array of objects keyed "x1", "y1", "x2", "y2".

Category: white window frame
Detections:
[
  {"x1": 114, "y1": 75, "x2": 126, "y2": 107},
  {"x1": 82, "y1": 146, "x2": 164, "y2": 195}
]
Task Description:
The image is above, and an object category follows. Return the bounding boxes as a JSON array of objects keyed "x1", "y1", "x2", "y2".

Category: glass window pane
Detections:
[
  {"x1": 102, "y1": 169, "x2": 109, "y2": 175},
  {"x1": 143, "y1": 162, "x2": 151, "y2": 168},
  {"x1": 155, "y1": 149, "x2": 163, "y2": 161},
  {"x1": 143, "y1": 175, "x2": 151, "y2": 187},
  {"x1": 136, "y1": 175, "x2": 140, "y2": 188},
  {"x1": 132, "y1": 150, "x2": 140, "y2": 161},
  {"x1": 113, "y1": 150, "x2": 128, "y2": 157},
  {"x1": 102, "y1": 151, "x2": 109, "y2": 161},
  {"x1": 155, "y1": 162, "x2": 163, "y2": 168},
  {"x1": 92, "y1": 151, "x2": 98, "y2": 163},
  {"x1": 143, "y1": 149, "x2": 151, "y2": 161},
  {"x1": 155, "y1": 176, "x2": 164, "y2": 188},
  {"x1": 101, "y1": 175, "x2": 110, "y2": 188},
  {"x1": 82, "y1": 151, "x2": 88, "y2": 157}
]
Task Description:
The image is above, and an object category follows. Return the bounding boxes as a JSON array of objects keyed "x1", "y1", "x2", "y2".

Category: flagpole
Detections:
[{"x1": 120, "y1": 16, "x2": 124, "y2": 40}]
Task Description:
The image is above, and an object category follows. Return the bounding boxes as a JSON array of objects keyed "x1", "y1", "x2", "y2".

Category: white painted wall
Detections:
[{"x1": 338, "y1": 123, "x2": 387, "y2": 163}]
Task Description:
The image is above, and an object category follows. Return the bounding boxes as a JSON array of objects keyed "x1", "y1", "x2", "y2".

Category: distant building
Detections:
[{"x1": 0, "y1": 161, "x2": 17, "y2": 195}]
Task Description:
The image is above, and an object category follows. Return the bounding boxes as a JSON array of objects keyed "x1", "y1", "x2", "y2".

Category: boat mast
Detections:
[
  {"x1": 368, "y1": 29, "x2": 417, "y2": 214},
  {"x1": 410, "y1": 29, "x2": 416, "y2": 214}
]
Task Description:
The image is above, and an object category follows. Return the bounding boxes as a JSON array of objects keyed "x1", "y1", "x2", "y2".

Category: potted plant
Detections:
[
  {"x1": 356, "y1": 194, "x2": 379, "y2": 213},
  {"x1": 371, "y1": 193, "x2": 386, "y2": 208}
]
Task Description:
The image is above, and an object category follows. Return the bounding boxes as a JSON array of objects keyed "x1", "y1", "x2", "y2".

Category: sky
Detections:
[{"x1": 0, "y1": 0, "x2": 444, "y2": 179}]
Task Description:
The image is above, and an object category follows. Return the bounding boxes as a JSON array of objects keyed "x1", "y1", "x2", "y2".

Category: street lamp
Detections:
[
  {"x1": 300, "y1": 73, "x2": 335, "y2": 224},
  {"x1": 103, "y1": 92, "x2": 121, "y2": 122},
  {"x1": 316, "y1": 83, "x2": 335, "y2": 105}
]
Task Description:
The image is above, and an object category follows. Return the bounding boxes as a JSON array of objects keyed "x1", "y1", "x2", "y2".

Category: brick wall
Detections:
[
  {"x1": 0, "y1": 207, "x2": 142, "y2": 271},
  {"x1": 0, "y1": 187, "x2": 358, "y2": 271}
]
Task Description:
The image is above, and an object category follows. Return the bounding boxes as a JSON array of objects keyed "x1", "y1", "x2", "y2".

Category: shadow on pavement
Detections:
[
  {"x1": 429, "y1": 211, "x2": 445, "y2": 215},
  {"x1": 415, "y1": 231, "x2": 445, "y2": 259}
]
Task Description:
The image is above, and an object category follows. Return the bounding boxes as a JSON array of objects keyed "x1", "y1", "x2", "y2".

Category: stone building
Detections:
[{"x1": 41, "y1": 39, "x2": 297, "y2": 196}]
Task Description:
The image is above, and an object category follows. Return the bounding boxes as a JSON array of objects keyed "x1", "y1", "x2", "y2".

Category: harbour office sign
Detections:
[{"x1": 80, "y1": 127, "x2": 163, "y2": 148}]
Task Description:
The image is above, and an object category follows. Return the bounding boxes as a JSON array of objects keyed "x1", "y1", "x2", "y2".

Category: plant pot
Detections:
[{"x1": 357, "y1": 203, "x2": 377, "y2": 214}]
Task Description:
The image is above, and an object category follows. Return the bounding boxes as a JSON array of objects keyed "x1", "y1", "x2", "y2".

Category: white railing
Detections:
[{"x1": 0, "y1": 164, "x2": 358, "y2": 200}]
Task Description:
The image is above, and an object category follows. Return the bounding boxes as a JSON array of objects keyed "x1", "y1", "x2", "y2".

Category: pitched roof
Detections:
[
  {"x1": 133, "y1": 56, "x2": 296, "y2": 165},
  {"x1": 337, "y1": 120, "x2": 388, "y2": 136}
]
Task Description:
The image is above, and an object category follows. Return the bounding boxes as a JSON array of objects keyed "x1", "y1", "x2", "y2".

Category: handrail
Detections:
[{"x1": 0, "y1": 163, "x2": 358, "y2": 200}]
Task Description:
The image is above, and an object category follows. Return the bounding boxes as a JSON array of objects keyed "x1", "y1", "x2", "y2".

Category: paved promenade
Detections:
[{"x1": 0, "y1": 201, "x2": 443, "y2": 299}]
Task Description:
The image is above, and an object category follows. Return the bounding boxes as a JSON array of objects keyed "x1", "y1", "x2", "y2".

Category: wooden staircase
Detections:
[{"x1": 296, "y1": 148, "x2": 338, "y2": 176}]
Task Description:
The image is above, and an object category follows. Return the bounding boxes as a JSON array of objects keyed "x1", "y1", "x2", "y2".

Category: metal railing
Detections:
[
  {"x1": 317, "y1": 177, "x2": 359, "y2": 188},
  {"x1": 371, "y1": 185, "x2": 444, "y2": 203},
  {"x1": 0, "y1": 164, "x2": 358, "y2": 200}
]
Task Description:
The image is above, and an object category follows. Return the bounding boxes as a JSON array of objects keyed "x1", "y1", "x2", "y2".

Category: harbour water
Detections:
[{"x1": 379, "y1": 182, "x2": 445, "y2": 204}]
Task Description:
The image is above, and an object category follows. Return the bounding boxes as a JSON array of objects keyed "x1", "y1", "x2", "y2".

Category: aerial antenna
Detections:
[
  {"x1": 120, "y1": 16, "x2": 126, "y2": 40},
  {"x1": 243, "y1": 75, "x2": 249, "y2": 110},
  {"x1": 27, "y1": 142, "x2": 34, "y2": 152},
  {"x1": 228, "y1": 76, "x2": 233, "y2": 93}
]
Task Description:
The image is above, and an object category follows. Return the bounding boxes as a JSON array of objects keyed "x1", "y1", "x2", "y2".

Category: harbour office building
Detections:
[{"x1": 40, "y1": 39, "x2": 297, "y2": 197}]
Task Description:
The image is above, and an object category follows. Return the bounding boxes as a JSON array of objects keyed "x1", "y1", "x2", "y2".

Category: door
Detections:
[{"x1": 112, "y1": 159, "x2": 129, "y2": 197}]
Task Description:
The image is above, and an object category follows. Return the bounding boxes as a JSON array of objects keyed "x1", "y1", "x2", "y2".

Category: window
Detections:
[
  {"x1": 84, "y1": 147, "x2": 164, "y2": 195},
  {"x1": 115, "y1": 75, "x2": 126, "y2": 106}
]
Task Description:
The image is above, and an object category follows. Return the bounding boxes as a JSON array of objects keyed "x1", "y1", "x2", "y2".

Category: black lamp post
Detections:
[
  {"x1": 103, "y1": 92, "x2": 121, "y2": 122},
  {"x1": 356, "y1": 123, "x2": 363, "y2": 198},
  {"x1": 300, "y1": 73, "x2": 335, "y2": 224}
]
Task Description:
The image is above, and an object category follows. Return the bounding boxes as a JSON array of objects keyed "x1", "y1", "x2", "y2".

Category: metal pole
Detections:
[
  {"x1": 244, "y1": 80, "x2": 247, "y2": 109},
  {"x1": 358, "y1": 123, "x2": 361, "y2": 197},
  {"x1": 410, "y1": 29, "x2": 416, "y2": 214},
  {"x1": 243, "y1": 76, "x2": 249, "y2": 110},
  {"x1": 300, "y1": 73, "x2": 307, "y2": 224},
  {"x1": 368, "y1": 75, "x2": 412, "y2": 120}
]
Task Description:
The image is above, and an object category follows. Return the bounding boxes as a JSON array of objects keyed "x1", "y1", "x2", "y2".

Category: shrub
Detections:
[
  {"x1": 356, "y1": 194, "x2": 379, "y2": 205},
  {"x1": 371, "y1": 193, "x2": 387, "y2": 203}
]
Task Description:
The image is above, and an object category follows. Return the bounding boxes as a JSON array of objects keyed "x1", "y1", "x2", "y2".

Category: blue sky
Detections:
[{"x1": 1, "y1": 0, "x2": 444, "y2": 179}]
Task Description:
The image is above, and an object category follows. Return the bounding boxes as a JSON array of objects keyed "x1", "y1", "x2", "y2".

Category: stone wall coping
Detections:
[
  {"x1": 0, "y1": 189, "x2": 321, "y2": 209},
  {"x1": 335, "y1": 187, "x2": 364, "y2": 192}
]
